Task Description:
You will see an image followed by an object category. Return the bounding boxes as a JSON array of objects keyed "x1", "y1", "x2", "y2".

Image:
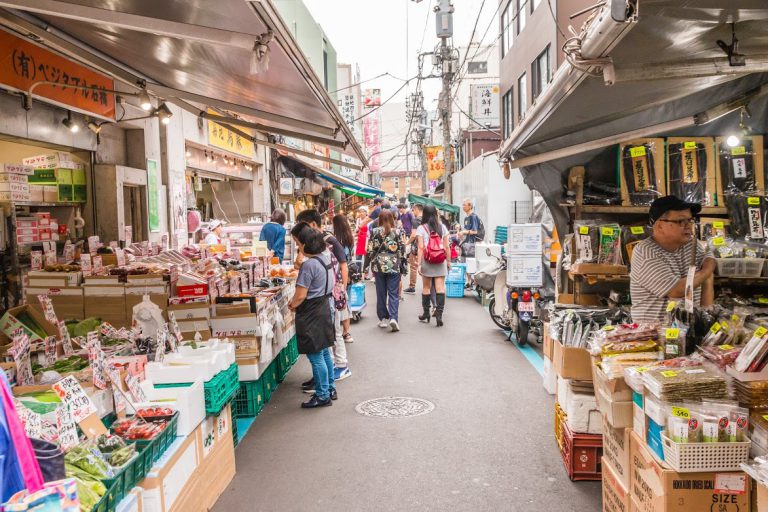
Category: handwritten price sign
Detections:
[
  {"x1": 52, "y1": 376, "x2": 97, "y2": 423},
  {"x1": 57, "y1": 320, "x2": 74, "y2": 356}
]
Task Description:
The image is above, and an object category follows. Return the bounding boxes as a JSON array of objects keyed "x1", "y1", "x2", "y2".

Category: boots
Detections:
[
  {"x1": 435, "y1": 293, "x2": 445, "y2": 327},
  {"x1": 418, "y1": 294, "x2": 431, "y2": 323}
]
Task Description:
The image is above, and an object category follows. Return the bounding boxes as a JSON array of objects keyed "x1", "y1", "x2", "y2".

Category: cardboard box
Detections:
[
  {"x1": 29, "y1": 184, "x2": 44, "y2": 202},
  {"x1": 26, "y1": 286, "x2": 84, "y2": 320},
  {"x1": 232, "y1": 335, "x2": 261, "y2": 359},
  {"x1": 666, "y1": 137, "x2": 717, "y2": 206},
  {"x1": 127, "y1": 273, "x2": 166, "y2": 285},
  {"x1": 629, "y1": 430, "x2": 750, "y2": 512},
  {"x1": 28, "y1": 270, "x2": 82, "y2": 287},
  {"x1": 592, "y1": 360, "x2": 633, "y2": 402},
  {"x1": 0, "y1": 304, "x2": 58, "y2": 343},
  {"x1": 44, "y1": 185, "x2": 59, "y2": 202},
  {"x1": 177, "y1": 284, "x2": 208, "y2": 297},
  {"x1": 23, "y1": 152, "x2": 73, "y2": 169},
  {"x1": 167, "y1": 303, "x2": 211, "y2": 320},
  {"x1": 570, "y1": 263, "x2": 629, "y2": 276},
  {"x1": 84, "y1": 295, "x2": 127, "y2": 327},
  {"x1": 0, "y1": 173, "x2": 28, "y2": 184},
  {"x1": 1, "y1": 163, "x2": 34, "y2": 175},
  {"x1": 597, "y1": 386, "x2": 633, "y2": 430},
  {"x1": 141, "y1": 431, "x2": 201, "y2": 512},
  {"x1": 177, "y1": 318, "x2": 210, "y2": 334},
  {"x1": 0, "y1": 190, "x2": 30, "y2": 201},
  {"x1": 210, "y1": 314, "x2": 260, "y2": 337},
  {"x1": 716, "y1": 135, "x2": 765, "y2": 205},
  {"x1": 553, "y1": 340, "x2": 593, "y2": 381},
  {"x1": 602, "y1": 415, "x2": 631, "y2": 490},
  {"x1": 556, "y1": 293, "x2": 603, "y2": 306},
  {"x1": 542, "y1": 357, "x2": 556, "y2": 395},
  {"x1": 0, "y1": 182, "x2": 30, "y2": 193},
  {"x1": 757, "y1": 482, "x2": 768, "y2": 512},
  {"x1": 213, "y1": 302, "x2": 253, "y2": 316},
  {"x1": 505, "y1": 254, "x2": 543, "y2": 287},
  {"x1": 543, "y1": 322, "x2": 553, "y2": 360},
  {"x1": 506, "y1": 223, "x2": 543, "y2": 254},
  {"x1": 603, "y1": 456, "x2": 631, "y2": 512},
  {"x1": 619, "y1": 138, "x2": 666, "y2": 206}
]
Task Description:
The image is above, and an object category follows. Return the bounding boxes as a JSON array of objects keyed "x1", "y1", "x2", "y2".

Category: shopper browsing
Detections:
[
  {"x1": 629, "y1": 195, "x2": 716, "y2": 324},
  {"x1": 295, "y1": 209, "x2": 352, "y2": 384},
  {"x1": 259, "y1": 208, "x2": 287, "y2": 261},
  {"x1": 416, "y1": 205, "x2": 451, "y2": 327},
  {"x1": 459, "y1": 199, "x2": 484, "y2": 259},
  {"x1": 288, "y1": 224, "x2": 337, "y2": 409},
  {"x1": 404, "y1": 203, "x2": 423, "y2": 294},
  {"x1": 365, "y1": 210, "x2": 406, "y2": 332},
  {"x1": 332, "y1": 214, "x2": 356, "y2": 343}
]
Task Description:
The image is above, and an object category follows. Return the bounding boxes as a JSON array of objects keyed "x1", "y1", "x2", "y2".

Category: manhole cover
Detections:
[{"x1": 355, "y1": 397, "x2": 435, "y2": 418}]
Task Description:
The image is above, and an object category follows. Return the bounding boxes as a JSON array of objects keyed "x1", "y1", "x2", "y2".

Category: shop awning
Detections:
[
  {"x1": 0, "y1": 0, "x2": 367, "y2": 163},
  {"x1": 407, "y1": 194, "x2": 459, "y2": 216},
  {"x1": 280, "y1": 154, "x2": 384, "y2": 199}
]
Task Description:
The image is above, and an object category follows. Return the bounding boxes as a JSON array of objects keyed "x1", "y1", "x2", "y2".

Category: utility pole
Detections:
[{"x1": 435, "y1": 0, "x2": 456, "y2": 203}]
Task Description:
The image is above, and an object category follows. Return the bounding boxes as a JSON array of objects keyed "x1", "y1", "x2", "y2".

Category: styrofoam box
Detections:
[
  {"x1": 507, "y1": 223, "x2": 544, "y2": 254},
  {"x1": 543, "y1": 358, "x2": 556, "y2": 396},
  {"x1": 506, "y1": 254, "x2": 544, "y2": 287},
  {"x1": 642, "y1": 392, "x2": 668, "y2": 427},
  {"x1": 237, "y1": 360, "x2": 264, "y2": 381},
  {"x1": 476, "y1": 242, "x2": 502, "y2": 260},
  {"x1": 564, "y1": 391, "x2": 603, "y2": 435},
  {"x1": 163, "y1": 351, "x2": 228, "y2": 375},
  {"x1": 177, "y1": 341, "x2": 236, "y2": 367},
  {"x1": 145, "y1": 359, "x2": 218, "y2": 384},
  {"x1": 137, "y1": 380, "x2": 205, "y2": 436},
  {"x1": 210, "y1": 314, "x2": 262, "y2": 337},
  {"x1": 464, "y1": 258, "x2": 478, "y2": 274}
]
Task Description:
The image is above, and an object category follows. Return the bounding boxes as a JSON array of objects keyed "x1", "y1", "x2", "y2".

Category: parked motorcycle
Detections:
[{"x1": 474, "y1": 249, "x2": 549, "y2": 346}]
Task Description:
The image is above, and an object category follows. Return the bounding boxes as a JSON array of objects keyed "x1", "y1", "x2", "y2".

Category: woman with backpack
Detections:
[
  {"x1": 365, "y1": 209, "x2": 406, "y2": 332},
  {"x1": 332, "y1": 214, "x2": 356, "y2": 343},
  {"x1": 416, "y1": 204, "x2": 451, "y2": 327}
]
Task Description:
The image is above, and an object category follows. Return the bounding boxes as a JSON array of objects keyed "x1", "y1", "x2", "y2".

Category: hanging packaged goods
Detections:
[
  {"x1": 666, "y1": 138, "x2": 716, "y2": 206},
  {"x1": 619, "y1": 139, "x2": 665, "y2": 206}
]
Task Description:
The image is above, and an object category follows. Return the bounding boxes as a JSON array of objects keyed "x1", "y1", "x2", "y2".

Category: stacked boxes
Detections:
[
  {"x1": 22, "y1": 153, "x2": 85, "y2": 203},
  {"x1": 505, "y1": 223, "x2": 544, "y2": 287},
  {"x1": 0, "y1": 164, "x2": 33, "y2": 202}
]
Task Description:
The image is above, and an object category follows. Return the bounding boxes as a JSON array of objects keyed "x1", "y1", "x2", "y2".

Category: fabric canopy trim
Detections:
[
  {"x1": 407, "y1": 194, "x2": 459, "y2": 216},
  {"x1": 281, "y1": 155, "x2": 383, "y2": 198}
]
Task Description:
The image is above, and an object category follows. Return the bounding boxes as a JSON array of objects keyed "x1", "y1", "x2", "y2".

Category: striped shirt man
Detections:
[{"x1": 629, "y1": 238, "x2": 714, "y2": 324}]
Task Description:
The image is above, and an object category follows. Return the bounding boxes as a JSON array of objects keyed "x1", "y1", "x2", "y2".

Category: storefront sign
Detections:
[
  {"x1": 206, "y1": 109, "x2": 255, "y2": 158},
  {"x1": 0, "y1": 30, "x2": 116, "y2": 119},
  {"x1": 470, "y1": 84, "x2": 500, "y2": 128},
  {"x1": 363, "y1": 113, "x2": 381, "y2": 172},
  {"x1": 279, "y1": 178, "x2": 293, "y2": 195},
  {"x1": 339, "y1": 94, "x2": 357, "y2": 134},
  {"x1": 363, "y1": 89, "x2": 381, "y2": 107},
  {"x1": 147, "y1": 159, "x2": 160, "y2": 232},
  {"x1": 426, "y1": 145, "x2": 445, "y2": 183}
]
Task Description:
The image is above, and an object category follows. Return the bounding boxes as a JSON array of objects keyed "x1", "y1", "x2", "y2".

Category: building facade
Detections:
[{"x1": 379, "y1": 171, "x2": 424, "y2": 199}]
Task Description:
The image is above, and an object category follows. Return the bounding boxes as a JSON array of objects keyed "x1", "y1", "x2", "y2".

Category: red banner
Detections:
[{"x1": 0, "y1": 30, "x2": 116, "y2": 119}]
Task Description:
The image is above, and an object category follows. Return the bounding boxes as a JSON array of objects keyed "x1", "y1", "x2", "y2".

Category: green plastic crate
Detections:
[
  {"x1": 233, "y1": 379, "x2": 264, "y2": 418},
  {"x1": 92, "y1": 480, "x2": 119, "y2": 512},
  {"x1": 130, "y1": 412, "x2": 179, "y2": 466},
  {"x1": 231, "y1": 409, "x2": 239, "y2": 447},
  {"x1": 276, "y1": 347, "x2": 293, "y2": 382},
  {"x1": 102, "y1": 449, "x2": 148, "y2": 504},
  {"x1": 155, "y1": 363, "x2": 240, "y2": 415},
  {"x1": 262, "y1": 360, "x2": 278, "y2": 403}
]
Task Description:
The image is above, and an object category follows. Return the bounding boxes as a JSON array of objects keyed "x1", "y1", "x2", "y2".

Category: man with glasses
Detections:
[{"x1": 630, "y1": 195, "x2": 716, "y2": 324}]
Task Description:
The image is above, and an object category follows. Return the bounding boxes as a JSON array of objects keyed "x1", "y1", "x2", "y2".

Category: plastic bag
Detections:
[
  {"x1": 574, "y1": 221, "x2": 599, "y2": 264},
  {"x1": 621, "y1": 142, "x2": 662, "y2": 205},
  {"x1": 621, "y1": 225, "x2": 650, "y2": 267},
  {"x1": 699, "y1": 218, "x2": 730, "y2": 239},
  {"x1": 726, "y1": 193, "x2": 768, "y2": 242},
  {"x1": 720, "y1": 138, "x2": 758, "y2": 193},
  {"x1": 598, "y1": 224, "x2": 622, "y2": 265},
  {"x1": 668, "y1": 140, "x2": 710, "y2": 205}
]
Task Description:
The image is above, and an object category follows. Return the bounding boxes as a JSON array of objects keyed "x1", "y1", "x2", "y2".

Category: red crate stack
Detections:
[{"x1": 559, "y1": 420, "x2": 603, "y2": 481}]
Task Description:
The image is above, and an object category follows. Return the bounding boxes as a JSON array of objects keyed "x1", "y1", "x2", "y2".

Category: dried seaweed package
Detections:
[
  {"x1": 699, "y1": 217, "x2": 730, "y2": 239},
  {"x1": 574, "y1": 222, "x2": 599, "y2": 264},
  {"x1": 622, "y1": 143, "x2": 660, "y2": 205},
  {"x1": 668, "y1": 141, "x2": 709, "y2": 204},
  {"x1": 598, "y1": 224, "x2": 622, "y2": 265},
  {"x1": 621, "y1": 225, "x2": 650, "y2": 266},
  {"x1": 720, "y1": 139, "x2": 757, "y2": 193},
  {"x1": 727, "y1": 193, "x2": 768, "y2": 241}
]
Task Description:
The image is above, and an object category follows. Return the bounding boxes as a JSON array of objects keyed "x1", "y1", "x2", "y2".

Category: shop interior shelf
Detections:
[{"x1": 560, "y1": 204, "x2": 728, "y2": 215}]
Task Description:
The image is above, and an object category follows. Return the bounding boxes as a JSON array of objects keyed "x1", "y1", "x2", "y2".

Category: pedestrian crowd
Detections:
[{"x1": 287, "y1": 196, "x2": 483, "y2": 408}]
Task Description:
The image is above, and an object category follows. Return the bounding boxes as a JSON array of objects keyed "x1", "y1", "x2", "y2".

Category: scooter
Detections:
[{"x1": 474, "y1": 250, "x2": 547, "y2": 346}]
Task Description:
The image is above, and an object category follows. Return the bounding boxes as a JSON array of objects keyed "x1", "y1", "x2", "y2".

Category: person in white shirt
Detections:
[{"x1": 203, "y1": 219, "x2": 224, "y2": 245}]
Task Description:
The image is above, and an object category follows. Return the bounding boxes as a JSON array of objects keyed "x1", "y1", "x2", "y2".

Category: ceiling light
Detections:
[
  {"x1": 726, "y1": 135, "x2": 740, "y2": 147},
  {"x1": 62, "y1": 112, "x2": 79, "y2": 133},
  {"x1": 726, "y1": 106, "x2": 751, "y2": 147},
  {"x1": 138, "y1": 88, "x2": 152, "y2": 111},
  {"x1": 87, "y1": 121, "x2": 102, "y2": 134},
  {"x1": 153, "y1": 102, "x2": 173, "y2": 125}
]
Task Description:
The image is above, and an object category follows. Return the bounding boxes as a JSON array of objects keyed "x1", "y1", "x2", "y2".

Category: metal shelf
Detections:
[{"x1": 10, "y1": 201, "x2": 82, "y2": 207}]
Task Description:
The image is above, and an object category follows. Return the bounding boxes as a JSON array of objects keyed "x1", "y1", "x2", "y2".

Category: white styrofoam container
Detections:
[
  {"x1": 163, "y1": 352, "x2": 228, "y2": 375},
  {"x1": 506, "y1": 254, "x2": 544, "y2": 287},
  {"x1": 237, "y1": 361, "x2": 263, "y2": 381},
  {"x1": 564, "y1": 391, "x2": 603, "y2": 435},
  {"x1": 507, "y1": 223, "x2": 543, "y2": 254},
  {"x1": 144, "y1": 359, "x2": 217, "y2": 384},
  {"x1": 137, "y1": 380, "x2": 205, "y2": 436},
  {"x1": 464, "y1": 258, "x2": 478, "y2": 274},
  {"x1": 177, "y1": 340, "x2": 236, "y2": 367},
  {"x1": 543, "y1": 358, "x2": 556, "y2": 396},
  {"x1": 140, "y1": 435, "x2": 199, "y2": 512},
  {"x1": 642, "y1": 391, "x2": 668, "y2": 427}
]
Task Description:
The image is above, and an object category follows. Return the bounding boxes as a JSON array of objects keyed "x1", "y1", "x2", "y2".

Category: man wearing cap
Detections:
[{"x1": 629, "y1": 196, "x2": 716, "y2": 324}]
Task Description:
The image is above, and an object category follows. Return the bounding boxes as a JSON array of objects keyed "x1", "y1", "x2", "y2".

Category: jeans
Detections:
[
  {"x1": 375, "y1": 272, "x2": 401, "y2": 321},
  {"x1": 306, "y1": 348, "x2": 335, "y2": 400}
]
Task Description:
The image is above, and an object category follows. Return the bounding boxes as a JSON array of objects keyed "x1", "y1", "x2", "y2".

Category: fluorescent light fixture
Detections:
[{"x1": 62, "y1": 112, "x2": 79, "y2": 133}]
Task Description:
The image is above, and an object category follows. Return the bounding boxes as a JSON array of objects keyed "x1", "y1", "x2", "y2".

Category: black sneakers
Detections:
[
  {"x1": 301, "y1": 394, "x2": 332, "y2": 408},
  {"x1": 301, "y1": 377, "x2": 315, "y2": 392},
  {"x1": 329, "y1": 388, "x2": 338, "y2": 401}
]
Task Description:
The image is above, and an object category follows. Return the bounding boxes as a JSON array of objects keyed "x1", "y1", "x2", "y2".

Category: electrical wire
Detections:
[
  {"x1": 352, "y1": 75, "x2": 419, "y2": 122},
  {"x1": 451, "y1": 97, "x2": 502, "y2": 137},
  {"x1": 451, "y1": 0, "x2": 504, "y2": 95},
  {"x1": 331, "y1": 72, "x2": 408, "y2": 94},
  {"x1": 453, "y1": 0, "x2": 487, "y2": 86}
]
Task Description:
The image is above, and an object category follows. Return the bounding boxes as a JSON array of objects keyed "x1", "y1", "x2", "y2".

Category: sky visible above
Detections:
[{"x1": 304, "y1": 0, "x2": 499, "y2": 109}]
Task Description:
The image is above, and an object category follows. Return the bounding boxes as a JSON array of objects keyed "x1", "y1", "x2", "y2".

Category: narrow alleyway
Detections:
[{"x1": 214, "y1": 284, "x2": 601, "y2": 512}]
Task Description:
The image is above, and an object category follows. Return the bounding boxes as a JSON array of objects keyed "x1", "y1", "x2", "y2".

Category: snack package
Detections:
[
  {"x1": 668, "y1": 140, "x2": 710, "y2": 204},
  {"x1": 598, "y1": 224, "x2": 622, "y2": 265},
  {"x1": 621, "y1": 142, "x2": 662, "y2": 205},
  {"x1": 667, "y1": 402, "x2": 703, "y2": 443},
  {"x1": 661, "y1": 327, "x2": 684, "y2": 359},
  {"x1": 574, "y1": 221, "x2": 599, "y2": 264},
  {"x1": 621, "y1": 225, "x2": 650, "y2": 267}
]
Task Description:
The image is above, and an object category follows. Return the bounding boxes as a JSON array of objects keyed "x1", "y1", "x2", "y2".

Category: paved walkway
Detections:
[{"x1": 213, "y1": 283, "x2": 601, "y2": 512}]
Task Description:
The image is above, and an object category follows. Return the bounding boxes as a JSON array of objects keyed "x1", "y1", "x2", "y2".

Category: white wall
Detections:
[{"x1": 451, "y1": 154, "x2": 532, "y2": 237}]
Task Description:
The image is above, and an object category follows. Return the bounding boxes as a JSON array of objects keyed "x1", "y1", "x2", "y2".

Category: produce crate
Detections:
[
  {"x1": 102, "y1": 450, "x2": 147, "y2": 504},
  {"x1": 554, "y1": 401, "x2": 567, "y2": 451},
  {"x1": 132, "y1": 411, "x2": 179, "y2": 466},
  {"x1": 277, "y1": 346, "x2": 294, "y2": 382},
  {"x1": 716, "y1": 258, "x2": 765, "y2": 277},
  {"x1": 92, "y1": 480, "x2": 120, "y2": 512},
  {"x1": 233, "y1": 379, "x2": 264, "y2": 418},
  {"x1": 446, "y1": 280, "x2": 465, "y2": 298},
  {"x1": 155, "y1": 363, "x2": 240, "y2": 415},
  {"x1": 289, "y1": 335, "x2": 299, "y2": 364},
  {"x1": 262, "y1": 359, "x2": 279, "y2": 403},
  {"x1": 560, "y1": 421, "x2": 602, "y2": 481},
  {"x1": 447, "y1": 263, "x2": 467, "y2": 282},
  {"x1": 231, "y1": 409, "x2": 239, "y2": 447},
  {"x1": 660, "y1": 432, "x2": 750, "y2": 472}
]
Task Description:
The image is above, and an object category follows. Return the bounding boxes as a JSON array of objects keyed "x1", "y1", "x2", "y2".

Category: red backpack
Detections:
[{"x1": 424, "y1": 229, "x2": 446, "y2": 264}]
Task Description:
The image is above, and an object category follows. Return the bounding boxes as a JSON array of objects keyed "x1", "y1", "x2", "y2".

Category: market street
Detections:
[{"x1": 214, "y1": 284, "x2": 601, "y2": 512}]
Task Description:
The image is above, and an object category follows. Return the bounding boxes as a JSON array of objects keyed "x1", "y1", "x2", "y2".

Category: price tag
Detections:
[
  {"x1": 665, "y1": 328, "x2": 680, "y2": 339},
  {"x1": 161, "y1": 233, "x2": 169, "y2": 251},
  {"x1": 170, "y1": 264, "x2": 179, "y2": 284},
  {"x1": 630, "y1": 146, "x2": 647, "y2": 158},
  {"x1": 115, "y1": 248, "x2": 126, "y2": 267},
  {"x1": 672, "y1": 406, "x2": 691, "y2": 419},
  {"x1": 684, "y1": 141, "x2": 697, "y2": 150},
  {"x1": 217, "y1": 281, "x2": 228, "y2": 297},
  {"x1": 11, "y1": 330, "x2": 33, "y2": 386},
  {"x1": 92, "y1": 349, "x2": 107, "y2": 390},
  {"x1": 719, "y1": 344, "x2": 735, "y2": 350},
  {"x1": 44, "y1": 336, "x2": 57, "y2": 365},
  {"x1": 579, "y1": 226, "x2": 589, "y2": 235},
  {"x1": 732, "y1": 146, "x2": 747, "y2": 156},
  {"x1": 30, "y1": 250, "x2": 43, "y2": 271},
  {"x1": 56, "y1": 404, "x2": 79, "y2": 451},
  {"x1": 57, "y1": 320, "x2": 74, "y2": 356},
  {"x1": 712, "y1": 237, "x2": 725, "y2": 247},
  {"x1": 733, "y1": 158, "x2": 747, "y2": 178},
  {"x1": 666, "y1": 301, "x2": 677, "y2": 312},
  {"x1": 16, "y1": 402, "x2": 43, "y2": 439},
  {"x1": 155, "y1": 328, "x2": 167, "y2": 363},
  {"x1": 661, "y1": 370, "x2": 678, "y2": 378},
  {"x1": 229, "y1": 275, "x2": 240, "y2": 295},
  {"x1": 709, "y1": 322, "x2": 722, "y2": 334},
  {"x1": 630, "y1": 226, "x2": 645, "y2": 235},
  {"x1": 208, "y1": 276, "x2": 218, "y2": 300},
  {"x1": 712, "y1": 221, "x2": 725, "y2": 230},
  {"x1": 755, "y1": 327, "x2": 768, "y2": 338},
  {"x1": 80, "y1": 253, "x2": 92, "y2": 276},
  {"x1": 86, "y1": 331, "x2": 100, "y2": 360},
  {"x1": 601, "y1": 227, "x2": 614, "y2": 236},
  {"x1": 748, "y1": 197, "x2": 761, "y2": 206},
  {"x1": 125, "y1": 374, "x2": 147, "y2": 403},
  {"x1": 52, "y1": 376, "x2": 97, "y2": 423},
  {"x1": 87, "y1": 235, "x2": 100, "y2": 255},
  {"x1": 37, "y1": 294, "x2": 58, "y2": 324},
  {"x1": 92, "y1": 255, "x2": 103, "y2": 275}
]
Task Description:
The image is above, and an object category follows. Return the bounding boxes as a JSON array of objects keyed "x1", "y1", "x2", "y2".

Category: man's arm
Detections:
[
  {"x1": 700, "y1": 275, "x2": 715, "y2": 306},
  {"x1": 665, "y1": 258, "x2": 717, "y2": 298},
  {"x1": 289, "y1": 286, "x2": 308, "y2": 310}
]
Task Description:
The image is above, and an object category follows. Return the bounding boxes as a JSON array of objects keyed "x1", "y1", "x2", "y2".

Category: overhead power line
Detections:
[{"x1": 352, "y1": 75, "x2": 420, "y2": 122}]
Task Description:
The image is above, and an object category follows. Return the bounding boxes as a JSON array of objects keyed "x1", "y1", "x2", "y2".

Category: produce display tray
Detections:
[
  {"x1": 102, "y1": 450, "x2": 146, "y2": 505},
  {"x1": 156, "y1": 363, "x2": 240, "y2": 415},
  {"x1": 92, "y1": 480, "x2": 119, "y2": 512},
  {"x1": 560, "y1": 420, "x2": 602, "y2": 481}
]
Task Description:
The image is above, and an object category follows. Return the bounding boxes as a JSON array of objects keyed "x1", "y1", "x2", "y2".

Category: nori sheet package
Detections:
[
  {"x1": 598, "y1": 223, "x2": 622, "y2": 265},
  {"x1": 621, "y1": 142, "x2": 661, "y2": 205},
  {"x1": 699, "y1": 217, "x2": 731, "y2": 239},
  {"x1": 720, "y1": 139, "x2": 757, "y2": 193},
  {"x1": 621, "y1": 225, "x2": 650, "y2": 267},
  {"x1": 574, "y1": 221, "x2": 599, "y2": 264},
  {"x1": 726, "y1": 193, "x2": 768, "y2": 241},
  {"x1": 668, "y1": 141, "x2": 709, "y2": 204}
]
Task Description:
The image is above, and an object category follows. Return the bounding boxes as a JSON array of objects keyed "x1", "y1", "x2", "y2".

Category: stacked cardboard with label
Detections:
[{"x1": 22, "y1": 152, "x2": 87, "y2": 203}]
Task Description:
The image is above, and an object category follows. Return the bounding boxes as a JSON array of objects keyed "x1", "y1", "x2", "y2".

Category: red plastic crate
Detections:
[{"x1": 560, "y1": 421, "x2": 602, "y2": 481}]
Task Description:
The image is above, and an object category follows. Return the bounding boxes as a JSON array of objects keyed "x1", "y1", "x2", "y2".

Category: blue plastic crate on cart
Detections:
[{"x1": 446, "y1": 280, "x2": 465, "y2": 298}]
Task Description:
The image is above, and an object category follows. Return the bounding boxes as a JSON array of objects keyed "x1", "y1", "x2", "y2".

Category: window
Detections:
[
  {"x1": 393, "y1": 177, "x2": 400, "y2": 193},
  {"x1": 322, "y1": 39, "x2": 329, "y2": 90},
  {"x1": 467, "y1": 61, "x2": 488, "y2": 74},
  {"x1": 502, "y1": 87, "x2": 514, "y2": 139},
  {"x1": 518, "y1": 73, "x2": 527, "y2": 119},
  {"x1": 516, "y1": 0, "x2": 527, "y2": 35},
  {"x1": 531, "y1": 45, "x2": 551, "y2": 101},
  {"x1": 531, "y1": 0, "x2": 541, "y2": 13},
  {"x1": 501, "y1": 2, "x2": 513, "y2": 58}
]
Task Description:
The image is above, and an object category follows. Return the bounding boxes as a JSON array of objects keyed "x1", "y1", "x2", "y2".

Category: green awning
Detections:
[{"x1": 407, "y1": 194, "x2": 460, "y2": 216}]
